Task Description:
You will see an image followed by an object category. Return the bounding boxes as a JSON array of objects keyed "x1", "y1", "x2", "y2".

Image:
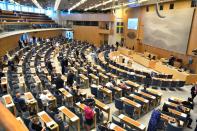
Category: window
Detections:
[
  {"x1": 146, "y1": 6, "x2": 149, "y2": 12},
  {"x1": 160, "y1": 5, "x2": 163, "y2": 10},
  {"x1": 73, "y1": 21, "x2": 98, "y2": 26},
  {"x1": 191, "y1": 0, "x2": 197, "y2": 7},
  {"x1": 116, "y1": 22, "x2": 124, "y2": 34},
  {"x1": 169, "y1": 3, "x2": 174, "y2": 9}
]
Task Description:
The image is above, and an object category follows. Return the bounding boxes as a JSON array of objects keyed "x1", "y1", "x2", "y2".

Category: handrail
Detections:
[{"x1": 0, "y1": 102, "x2": 28, "y2": 131}]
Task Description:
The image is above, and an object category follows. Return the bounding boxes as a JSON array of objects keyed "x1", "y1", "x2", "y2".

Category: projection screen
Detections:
[{"x1": 142, "y1": 8, "x2": 194, "y2": 54}]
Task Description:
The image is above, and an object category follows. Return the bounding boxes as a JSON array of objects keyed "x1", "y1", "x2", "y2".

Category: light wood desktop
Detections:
[
  {"x1": 37, "y1": 111, "x2": 59, "y2": 131},
  {"x1": 118, "y1": 114, "x2": 146, "y2": 131},
  {"x1": 58, "y1": 106, "x2": 80, "y2": 131}
]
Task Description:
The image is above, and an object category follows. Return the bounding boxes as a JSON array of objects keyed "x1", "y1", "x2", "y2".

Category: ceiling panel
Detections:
[{"x1": 14, "y1": 0, "x2": 176, "y2": 11}]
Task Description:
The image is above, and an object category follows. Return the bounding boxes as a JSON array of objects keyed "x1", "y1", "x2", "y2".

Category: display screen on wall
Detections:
[
  {"x1": 65, "y1": 31, "x2": 73, "y2": 39},
  {"x1": 128, "y1": 18, "x2": 138, "y2": 30}
]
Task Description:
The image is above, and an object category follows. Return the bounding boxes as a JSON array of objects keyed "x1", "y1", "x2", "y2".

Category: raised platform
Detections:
[{"x1": 117, "y1": 47, "x2": 197, "y2": 84}]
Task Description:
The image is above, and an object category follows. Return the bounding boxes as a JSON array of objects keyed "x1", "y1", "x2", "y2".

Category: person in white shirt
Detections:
[
  {"x1": 105, "y1": 81, "x2": 114, "y2": 89},
  {"x1": 39, "y1": 91, "x2": 50, "y2": 110}
]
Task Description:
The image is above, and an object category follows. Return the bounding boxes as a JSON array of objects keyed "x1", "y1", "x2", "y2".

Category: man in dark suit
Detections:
[
  {"x1": 168, "y1": 55, "x2": 176, "y2": 66},
  {"x1": 61, "y1": 58, "x2": 68, "y2": 75},
  {"x1": 46, "y1": 59, "x2": 53, "y2": 73},
  {"x1": 55, "y1": 74, "x2": 64, "y2": 89},
  {"x1": 191, "y1": 83, "x2": 197, "y2": 101},
  {"x1": 67, "y1": 70, "x2": 75, "y2": 87}
]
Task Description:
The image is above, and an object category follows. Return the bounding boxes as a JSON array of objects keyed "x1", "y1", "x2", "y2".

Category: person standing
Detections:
[
  {"x1": 84, "y1": 102, "x2": 94, "y2": 131},
  {"x1": 67, "y1": 70, "x2": 75, "y2": 87},
  {"x1": 191, "y1": 83, "x2": 197, "y2": 101}
]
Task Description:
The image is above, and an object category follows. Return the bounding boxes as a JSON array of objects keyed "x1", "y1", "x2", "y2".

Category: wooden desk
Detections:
[
  {"x1": 113, "y1": 86, "x2": 122, "y2": 98},
  {"x1": 79, "y1": 74, "x2": 89, "y2": 88},
  {"x1": 118, "y1": 114, "x2": 146, "y2": 131},
  {"x1": 118, "y1": 47, "x2": 133, "y2": 57},
  {"x1": 132, "y1": 53, "x2": 156, "y2": 68},
  {"x1": 93, "y1": 98, "x2": 110, "y2": 121},
  {"x1": 17, "y1": 67, "x2": 23, "y2": 74},
  {"x1": 44, "y1": 90, "x2": 57, "y2": 107},
  {"x1": 99, "y1": 73, "x2": 109, "y2": 84},
  {"x1": 125, "y1": 80, "x2": 140, "y2": 91},
  {"x1": 30, "y1": 68, "x2": 36, "y2": 74},
  {"x1": 120, "y1": 97, "x2": 141, "y2": 117},
  {"x1": 138, "y1": 91, "x2": 156, "y2": 107},
  {"x1": 34, "y1": 76, "x2": 42, "y2": 91},
  {"x1": 75, "y1": 102, "x2": 96, "y2": 128},
  {"x1": 89, "y1": 73, "x2": 99, "y2": 85},
  {"x1": 2, "y1": 67, "x2": 8, "y2": 75},
  {"x1": 18, "y1": 76, "x2": 26, "y2": 92},
  {"x1": 59, "y1": 88, "x2": 73, "y2": 106},
  {"x1": 96, "y1": 66, "x2": 105, "y2": 73},
  {"x1": 1, "y1": 77, "x2": 8, "y2": 92},
  {"x1": 146, "y1": 88, "x2": 162, "y2": 104},
  {"x1": 165, "y1": 101, "x2": 190, "y2": 113},
  {"x1": 154, "y1": 62, "x2": 197, "y2": 84},
  {"x1": 106, "y1": 73, "x2": 117, "y2": 82},
  {"x1": 99, "y1": 87, "x2": 112, "y2": 103},
  {"x1": 70, "y1": 67, "x2": 78, "y2": 76},
  {"x1": 80, "y1": 67, "x2": 87, "y2": 75},
  {"x1": 18, "y1": 60, "x2": 23, "y2": 67},
  {"x1": 30, "y1": 62, "x2": 34, "y2": 67},
  {"x1": 2, "y1": 94, "x2": 16, "y2": 116},
  {"x1": 129, "y1": 94, "x2": 149, "y2": 112},
  {"x1": 16, "y1": 117, "x2": 29, "y2": 131},
  {"x1": 58, "y1": 106, "x2": 80, "y2": 131},
  {"x1": 109, "y1": 123, "x2": 125, "y2": 131},
  {"x1": 168, "y1": 108, "x2": 187, "y2": 118},
  {"x1": 38, "y1": 111, "x2": 59, "y2": 131},
  {"x1": 24, "y1": 92, "x2": 38, "y2": 111},
  {"x1": 169, "y1": 97, "x2": 184, "y2": 103},
  {"x1": 161, "y1": 113, "x2": 184, "y2": 126}
]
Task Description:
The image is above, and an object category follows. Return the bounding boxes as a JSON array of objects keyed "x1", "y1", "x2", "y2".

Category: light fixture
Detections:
[
  {"x1": 32, "y1": 0, "x2": 43, "y2": 9},
  {"x1": 54, "y1": 0, "x2": 62, "y2": 11},
  {"x1": 68, "y1": 0, "x2": 88, "y2": 12},
  {"x1": 102, "y1": 1, "x2": 137, "y2": 11},
  {"x1": 9, "y1": 0, "x2": 20, "y2": 5},
  {"x1": 84, "y1": 0, "x2": 118, "y2": 11}
]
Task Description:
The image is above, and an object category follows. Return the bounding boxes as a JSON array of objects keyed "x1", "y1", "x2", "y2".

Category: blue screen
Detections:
[{"x1": 128, "y1": 18, "x2": 138, "y2": 30}]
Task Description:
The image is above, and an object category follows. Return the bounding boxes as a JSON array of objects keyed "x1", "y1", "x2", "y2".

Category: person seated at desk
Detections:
[
  {"x1": 30, "y1": 116, "x2": 46, "y2": 131},
  {"x1": 46, "y1": 104, "x2": 56, "y2": 119},
  {"x1": 162, "y1": 103, "x2": 169, "y2": 113},
  {"x1": 182, "y1": 97, "x2": 194, "y2": 109},
  {"x1": 73, "y1": 85, "x2": 83, "y2": 103},
  {"x1": 176, "y1": 102, "x2": 185, "y2": 113},
  {"x1": 118, "y1": 81, "x2": 129, "y2": 96},
  {"x1": 14, "y1": 92, "x2": 27, "y2": 112},
  {"x1": 105, "y1": 81, "x2": 114, "y2": 89},
  {"x1": 168, "y1": 55, "x2": 176, "y2": 66},
  {"x1": 8, "y1": 59, "x2": 15, "y2": 72},
  {"x1": 39, "y1": 91, "x2": 50, "y2": 110},
  {"x1": 54, "y1": 112, "x2": 69, "y2": 131},
  {"x1": 55, "y1": 74, "x2": 64, "y2": 89}
]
